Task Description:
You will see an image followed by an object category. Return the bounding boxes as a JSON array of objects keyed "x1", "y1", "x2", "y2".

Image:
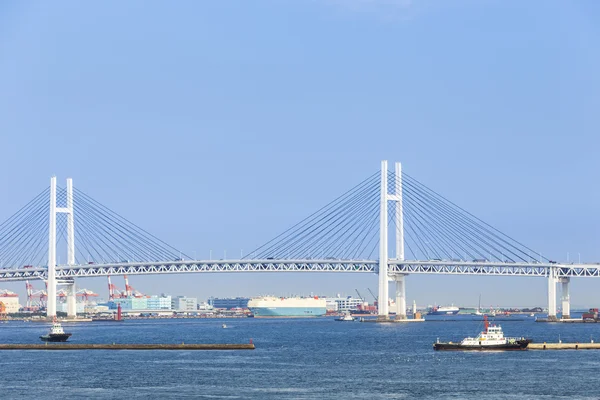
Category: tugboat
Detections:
[
  {"x1": 335, "y1": 312, "x2": 355, "y2": 322},
  {"x1": 40, "y1": 318, "x2": 72, "y2": 342},
  {"x1": 433, "y1": 316, "x2": 531, "y2": 351}
]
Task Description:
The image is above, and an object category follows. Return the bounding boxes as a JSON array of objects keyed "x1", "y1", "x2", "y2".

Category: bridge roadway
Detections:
[{"x1": 0, "y1": 260, "x2": 599, "y2": 281}]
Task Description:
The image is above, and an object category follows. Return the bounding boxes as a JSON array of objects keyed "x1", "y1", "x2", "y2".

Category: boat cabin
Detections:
[{"x1": 49, "y1": 322, "x2": 65, "y2": 335}]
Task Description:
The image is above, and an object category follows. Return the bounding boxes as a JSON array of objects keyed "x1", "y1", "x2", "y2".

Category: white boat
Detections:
[
  {"x1": 222, "y1": 324, "x2": 227, "y2": 328},
  {"x1": 336, "y1": 313, "x2": 355, "y2": 322},
  {"x1": 434, "y1": 316, "x2": 531, "y2": 351}
]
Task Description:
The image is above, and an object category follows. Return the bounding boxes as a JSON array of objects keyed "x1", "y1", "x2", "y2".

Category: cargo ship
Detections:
[
  {"x1": 247, "y1": 296, "x2": 327, "y2": 317},
  {"x1": 427, "y1": 305, "x2": 460, "y2": 315}
]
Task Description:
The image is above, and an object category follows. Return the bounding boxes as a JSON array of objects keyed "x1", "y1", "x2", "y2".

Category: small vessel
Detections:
[
  {"x1": 222, "y1": 324, "x2": 227, "y2": 328},
  {"x1": 433, "y1": 316, "x2": 531, "y2": 351},
  {"x1": 427, "y1": 305, "x2": 460, "y2": 315},
  {"x1": 39, "y1": 318, "x2": 72, "y2": 342},
  {"x1": 336, "y1": 313, "x2": 355, "y2": 322},
  {"x1": 530, "y1": 313, "x2": 535, "y2": 317}
]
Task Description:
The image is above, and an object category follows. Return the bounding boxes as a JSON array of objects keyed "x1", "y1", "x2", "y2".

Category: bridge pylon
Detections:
[
  {"x1": 47, "y1": 176, "x2": 77, "y2": 319},
  {"x1": 378, "y1": 160, "x2": 405, "y2": 320}
]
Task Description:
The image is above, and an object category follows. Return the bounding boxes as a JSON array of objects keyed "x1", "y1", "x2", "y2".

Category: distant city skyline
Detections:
[{"x1": 0, "y1": 1, "x2": 599, "y2": 306}]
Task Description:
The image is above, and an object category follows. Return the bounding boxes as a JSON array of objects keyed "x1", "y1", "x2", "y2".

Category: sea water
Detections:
[{"x1": 0, "y1": 316, "x2": 598, "y2": 399}]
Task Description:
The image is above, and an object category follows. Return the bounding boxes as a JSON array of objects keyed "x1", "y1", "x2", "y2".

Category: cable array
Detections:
[
  {"x1": 394, "y1": 172, "x2": 546, "y2": 263},
  {"x1": 247, "y1": 172, "x2": 383, "y2": 260},
  {"x1": 70, "y1": 188, "x2": 188, "y2": 264},
  {"x1": 0, "y1": 187, "x2": 188, "y2": 269},
  {"x1": 0, "y1": 188, "x2": 51, "y2": 268},
  {"x1": 0, "y1": 170, "x2": 545, "y2": 267},
  {"x1": 249, "y1": 170, "x2": 544, "y2": 262}
]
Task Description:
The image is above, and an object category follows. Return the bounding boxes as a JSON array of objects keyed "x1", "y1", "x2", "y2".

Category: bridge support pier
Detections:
[
  {"x1": 560, "y1": 277, "x2": 570, "y2": 319},
  {"x1": 394, "y1": 275, "x2": 407, "y2": 320},
  {"x1": 547, "y1": 267, "x2": 558, "y2": 321},
  {"x1": 66, "y1": 281, "x2": 77, "y2": 318}
]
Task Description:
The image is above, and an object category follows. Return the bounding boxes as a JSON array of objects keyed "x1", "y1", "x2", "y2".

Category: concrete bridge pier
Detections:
[
  {"x1": 560, "y1": 277, "x2": 570, "y2": 319},
  {"x1": 66, "y1": 281, "x2": 77, "y2": 318},
  {"x1": 394, "y1": 275, "x2": 407, "y2": 320},
  {"x1": 547, "y1": 267, "x2": 558, "y2": 321}
]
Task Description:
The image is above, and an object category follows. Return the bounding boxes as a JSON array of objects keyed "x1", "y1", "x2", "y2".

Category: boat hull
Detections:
[
  {"x1": 433, "y1": 339, "x2": 531, "y2": 351},
  {"x1": 249, "y1": 307, "x2": 326, "y2": 317},
  {"x1": 427, "y1": 310, "x2": 460, "y2": 315},
  {"x1": 40, "y1": 333, "x2": 72, "y2": 342}
]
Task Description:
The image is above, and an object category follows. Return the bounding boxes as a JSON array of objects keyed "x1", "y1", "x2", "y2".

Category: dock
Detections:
[
  {"x1": 528, "y1": 343, "x2": 600, "y2": 350},
  {"x1": 0, "y1": 343, "x2": 255, "y2": 350},
  {"x1": 535, "y1": 318, "x2": 600, "y2": 323},
  {"x1": 28, "y1": 318, "x2": 93, "y2": 323},
  {"x1": 360, "y1": 318, "x2": 425, "y2": 323}
]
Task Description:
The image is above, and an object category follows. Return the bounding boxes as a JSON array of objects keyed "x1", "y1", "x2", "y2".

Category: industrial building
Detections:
[
  {"x1": 171, "y1": 296, "x2": 197, "y2": 311},
  {"x1": 147, "y1": 295, "x2": 171, "y2": 310},
  {"x1": 109, "y1": 297, "x2": 148, "y2": 310},
  {"x1": 108, "y1": 295, "x2": 172, "y2": 311},
  {"x1": 0, "y1": 290, "x2": 20, "y2": 313},
  {"x1": 208, "y1": 297, "x2": 249, "y2": 309},
  {"x1": 321, "y1": 296, "x2": 366, "y2": 312},
  {"x1": 324, "y1": 298, "x2": 339, "y2": 312},
  {"x1": 57, "y1": 302, "x2": 85, "y2": 314}
]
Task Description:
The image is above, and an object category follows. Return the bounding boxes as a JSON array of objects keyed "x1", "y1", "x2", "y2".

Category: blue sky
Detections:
[{"x1": 1, "y1": 0, "x2": 599, "y2": 307}]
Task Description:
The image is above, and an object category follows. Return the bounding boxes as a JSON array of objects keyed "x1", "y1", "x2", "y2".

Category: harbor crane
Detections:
[
  {"x1": 355, "y1": 289, "x2": 364, "y2": 302},
  {"x1": 124, "y1": 275, "x2": 146, "y2": 298},
  {"x1": 367, "y1": 288, "x2": 378, "y2": 302},
  {"x1": 76, "y1": 289, "x2": 99, "y2": 302},
  {"x1": 25, "y1": 280, "x2": 47, "y2": 309},
  {"x1": 108, "y1": 275, "x2": 146, "y2": 300},
  {"x1": 107, "y1": 275, "x2": 124, "y2": 300}
]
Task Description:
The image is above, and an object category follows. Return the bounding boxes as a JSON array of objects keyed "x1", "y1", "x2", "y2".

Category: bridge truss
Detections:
[{"x1": 2, "y1": 260, "x2": 599, "y2": 281}]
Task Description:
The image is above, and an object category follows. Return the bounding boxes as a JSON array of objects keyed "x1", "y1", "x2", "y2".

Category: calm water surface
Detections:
[{"x1": 0, "y1": 316, "x2": 598, "y2": 399}]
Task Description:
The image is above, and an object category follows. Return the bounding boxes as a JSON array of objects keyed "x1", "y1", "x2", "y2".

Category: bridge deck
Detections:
[{"x1": 1, "y1": 260, "x2": 599, "y2": 281}]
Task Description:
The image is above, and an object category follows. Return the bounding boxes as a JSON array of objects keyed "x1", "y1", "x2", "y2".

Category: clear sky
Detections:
[{"x1": 1, "y1": 0, "x2": 599, "y2": 307}]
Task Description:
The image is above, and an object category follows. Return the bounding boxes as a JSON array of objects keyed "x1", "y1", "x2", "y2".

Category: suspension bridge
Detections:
[{"x1": 0, "y1": 161, "x2": 597, "y2": 321}]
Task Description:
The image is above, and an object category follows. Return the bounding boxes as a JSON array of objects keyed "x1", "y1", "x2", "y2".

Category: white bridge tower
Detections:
[
  {"x1": 47, "y1": 177, "x2": 77, "y2": 319},
  {"x1": 378, "y1": 161, "x2": 406, "y2": 320}
]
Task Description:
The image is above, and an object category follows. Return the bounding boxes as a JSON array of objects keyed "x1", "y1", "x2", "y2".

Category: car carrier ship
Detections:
[
  {"x1": 427, "y1": 305, "x2": 460, "y2": 315},
  {"x1": 248, "y1": 296, "x2": 327, "y2": 317}
]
